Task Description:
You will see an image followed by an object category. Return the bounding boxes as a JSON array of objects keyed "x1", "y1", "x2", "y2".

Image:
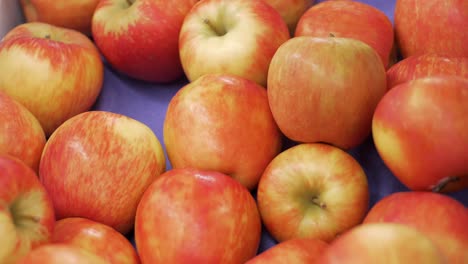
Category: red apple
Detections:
[
  {"x1": 318, "y1": 223, "x2": 446, "y2": 264},
  {"x1": 179, "y1": 0, "x2": 290, "y2": 86},
  {"x1": 394, "y1": 0, "x2": 468, "y2": 58},
  {"x1": 263, "y1": 0, "x2": 314, "y2": 35},
  {"x1": 0, "y1": 155, "x2": 55, "y2": 263},
  {"x1": 386, "y1": 54, "x2": 468, "y2": 89},
  {"x1": 16, "y1": 244, "x2": 107, "y2": 264},
  {"x1": 163, "y1": 73, "x2": 282, "y2": 190},
  {"x1": 295, "y1": 0, "x2": 394, "y2": 68},
  {"x1": 363, "y1": 192, "x2": 468, "y2": 264},
  {"x1": 52, "y1": 217, "x2": 140, "y2": 264},
  {"x1": 0, "y1": 22, "x2": 104, "y2": 136},
  {"x1": 135, "y1": 168, "x2": 262, "y2": 263},
  {"x1": 257, "y1": 143, "x2": 369, "y2": 243},
  {"x1": 245, "y1": 238, "x2": 328, "y2": 264},
  {"x1": 372, "y1": 76, "x2": 468, "y2": 192},
  {"x1": 267, "y1": 36, "x2": 386, "y2": 149},
  {"x1": 20, "y1": 0, "x2": 100, "y2": 35},
  {"x1": 91, "y1": 0, "x2": 198, "y2": 83},
  {"x1": 39, "y1": 111, "x2": 166, "y2": 234},
  {"x1": 0, "y1": 91, "x2": 45, "y2": 172}
]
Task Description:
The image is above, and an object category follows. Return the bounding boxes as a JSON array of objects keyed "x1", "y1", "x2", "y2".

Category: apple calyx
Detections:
[
  {"x1": 311, "y1": 197, "x2": 327, "y2": 209},
  {"x1": 203, "y1": 18, "x2": 227, "y2": 37},
  {"x1": 430, "y1": 176, "x2": 461, "y2": 192}
]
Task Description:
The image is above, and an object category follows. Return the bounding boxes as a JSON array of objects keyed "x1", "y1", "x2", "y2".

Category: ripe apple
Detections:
[
  {"x1": 16, "y1": 244, "x2": 107, "y2": 264},
  {"x1": 295, "y1": 0, "x2": 394, "y2": 68},
  {"x1": 179, "y1": 0, "x2": 290, "y2": 87},
  {"x1": 92, "y1": 0, "x2": 198, "y2": 83},
  {"x1": 20, "y1": 0, "x2": 100, "y2": 35},
  {"x1": 0, "y1": 91, "x2": 45, "y2": 172},
  {"x1": 39, "y1": 111, "x2": 166, "y2": 234},
  {"x1": 135, "y1": 168, "x2": 262, "y2": 263},
  {"x1": 263, "y1": 0, "x2": 314, "y2": 35},
  {"x1": 245, "y1": 238, "x2": 328, "y2": 264},
  {"x1": 163, "y1": 73, "x2": 282, "y2": 190},
  {"x1": 257, "y1": 143, "x2": 369, "y2": 243},
  {"x1": 372, "y1": 76, "x2": 468, "y2": 192},
  {"x1": 318, "y1": 223, "x2": 446, "y2": 264},
  {"x1": 363, "y1": 191, "x2": 468, "y2": 264},
  {"x1": 267, "y1": 36, "x2": 386, "y2": 149},
  {"x1": 394, "y1": 0, "x2": 468, "y2": 58},
  {"x1": 0, "y1": 22, "x2": 104, "y2": 136},
  {"x1": 0, "y1": 155, "x2": 55, "y2": 263},
  {"x1": 386, "y1": 54, "x2": 468, "y2": 89},
  {"x1": 51, "y1": 217, "x2": 140, "y2": 264}
]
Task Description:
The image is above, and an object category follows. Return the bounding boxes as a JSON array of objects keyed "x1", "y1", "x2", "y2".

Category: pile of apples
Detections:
[{"x1": 0, "y1": 0, "x2": 467, "y2": 263}]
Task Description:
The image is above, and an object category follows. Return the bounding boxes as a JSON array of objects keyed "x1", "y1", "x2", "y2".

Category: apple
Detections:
[
  {"x1": 257, "y1": 143, "x2": 369, "y2": 243},
  {"x1": 245, "y1": 238, "x2": 328, "y2": 264},
  {"x1": 263, "y1": 0, "x2": 314, "y2": 35},
  {"x1": 0, "y1": 22, "x2": 104, "y2": 136},
  {"x1": 394, "y1": 0, "x2": 468, "y2": 58},
  {"x1": 91, "y1": 0, "x2": 198, "y2": 83},
  {"x1": 16, "y1": 244, "x2": 107, "y2": 264},
  {"x1": 51, "y1": 217, "x2": 140, "y2": 264},
  {"x1": 0, "y1": 154, "x2": 55, "y2": 263},
  {"x1": 295, "y1": 0, "x2": 394, "y2": 68},
  {"x1": 267, "y1": 36, "x2": 386, "y2": 149},
  {"x1": 39, "y1": 110, "x2": 166, "y2": 234},
  {"x1": 135, "y1": 168, "x2": 262, "y2": 263},
  {"x1": 317, "y1": 223, "x2": 446, "y2": 264},
  {"x1": 372, "y1": 76, "x2": 468, "y2": 192},
  {"x1": 386, "y1": 54, "x2": 468, "y2": 89},
  {"x1": 0, "y1": 90, "x2": 46, "y2": 172},
  {"x1": 163, "y1": 73, "x2": 282, "y2": 190},
  {"x1": 363, "y1": 191, "x2": 468, "y2": 264},
  {"x1": 179, "y1": 0, "x2": 290, "y2": 87},
  {"x1": 20, "y1": 0, "x2": 100, "y2": 35}
]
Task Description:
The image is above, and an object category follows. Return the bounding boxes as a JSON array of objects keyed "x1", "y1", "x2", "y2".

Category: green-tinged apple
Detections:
[
  {"x1": 245, "y1": 238, "x2": 328, "y2": 264},
  {"x1": 20, "y1": 0, "x2": 100, "y2": 35},
  {"x1": 52, "y1": 217, "x2": 140, "y2": 264},
  {"x1": 372, "y1": 76, "x2": 468, "y2": 192},
  {"x1": 386, "y1": 54, "x2": 468, "y2": 89},
  {"x1": 267, "y1": 36, "x2": 386, "y2": 149},
  {"x1": 135, "y1": 168, "x2": 262, "y2": 263},
  {"x1": 364, "y1": 192, "x2": 468, "y2": 264},
  {"x1": 179, "y1": 0, "x2": 290, "y2": 86},
  {"x1": 16, "y1": 244, "x2": 107, "y2": 264},
  {"x1": 163, "y1": 73, "x2": 282, "y2": 190},
  {"x1": 295, "y1": 0, "x2": 394, "y2": 68},
  {"x1": 39, "y1": 111, "x2": 166, "y2": 234},
  {"x1": 0, "y1": 91, "x2": 45, "y2": 172},
  {"x1": 257, "y1": 143, "x2": 369, "y2": 243},
  {"x1": 0, "y1": 155, "x2": 55, "y2": 264},
  {"x1": 263, "y1": 0, "x2": 314, "y2": 35},
  {"x1": 317, "y1": 223, "x2": 446, "y2": 264},
  {"x1": 394, "y1": 0, "x2": 468, "y2": 58},
  {"x1": 0, "y1": 22, "x2": 103, "y2": 136},
  {"x1": 92, "y1": 0, "x2": 198, "y2": 83}
]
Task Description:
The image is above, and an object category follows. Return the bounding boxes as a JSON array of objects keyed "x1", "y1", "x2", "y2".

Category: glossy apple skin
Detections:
[
  {"x1": 257, "y1": 143, "x2": 369, "y2": 243},
  {"x1": 263, "y1": 0, "x2": 314, "y2": 35},
  {"x1": 92, "y1": 0, "x2": 198, "y2": 83},
  {"x1": 179, "y1": 0, "x2": 290, "y2": 87},
  {"x1": 16, "y1": 244, "x2": 107, "y2": 264},
  {"x1": 364, "y1": 192, "x2": 468, "y2": 264},
  {"x1": 395, "y1": 0, "x2": 468, "y2": 58},
  {"x1": 0, "y1": 91, "x2": 45, "y2": 172},
  {"x1": 245, "y1": 238, "x2": 328, "y2": 264},
  {"x1": 52, "y1": 217, "x2": 140, "y2": 264},
  {"x1": 39, "y1": 111, "x2": 166, "y2": 234},
  {"x1": 135, "y1": 168, "x2": 262, "y2": 264},
  {"x1": 0, "y1": 22, "x2": 103, "y2": 136},
  {"x1": 372, "y1": 76, "x2": 468, "y2": 192},
  {"x1": 164, "y1": 74, "x2": 282, "y2": 190},
  {"x1": 20, "y1": 0, "x2": 100, "y2": 35},
  {"x1": 0, "y1": 155, "x2": 55, "y2": 263},
  {"x1": 318, "y1": 223, "x2": 446, "y2": 264},
  {"x1": 295, "y1": 0, "x2": 394, "y2": 68},
  {"x1": 386, "y1": 54, "x2": 468, "y2": 89},
  {"x1": 268, "y1": 36, "x2": 386, "y2": 149}
]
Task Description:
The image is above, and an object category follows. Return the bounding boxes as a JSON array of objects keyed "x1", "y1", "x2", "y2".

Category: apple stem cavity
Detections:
[
  {"x1": 311, "y1": 197, "x2": 327, "y2": 209},
  {"x1": 127, "y1": 0, "x2": 136, "y2": 5},
  {"x1": 203, "y1": 18, "x2": 227, "y2": 37},
  {"x1": 430, "y1": 176, "x2": 461, "y2": 192}
]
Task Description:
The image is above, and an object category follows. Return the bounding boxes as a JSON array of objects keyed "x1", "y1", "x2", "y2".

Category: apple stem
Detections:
[
  {"x1": 127, "y1": 0, "x2": 135, "y2": 6},
  {"x1": 430, "y1": 176, "x2": 461, "y2": 192},
  {"x1": 329, "y1": 33, "x2": 336, "y2": 38},
  {"x1": 203, "y1": 18, "x2": 227, "y2": 37},
  {"x1": 44, "y1": 34, "x2": 51, "y2": 39},
  {"x1": 311, "y1": 197, "x2": 327, "y2": 209}
]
